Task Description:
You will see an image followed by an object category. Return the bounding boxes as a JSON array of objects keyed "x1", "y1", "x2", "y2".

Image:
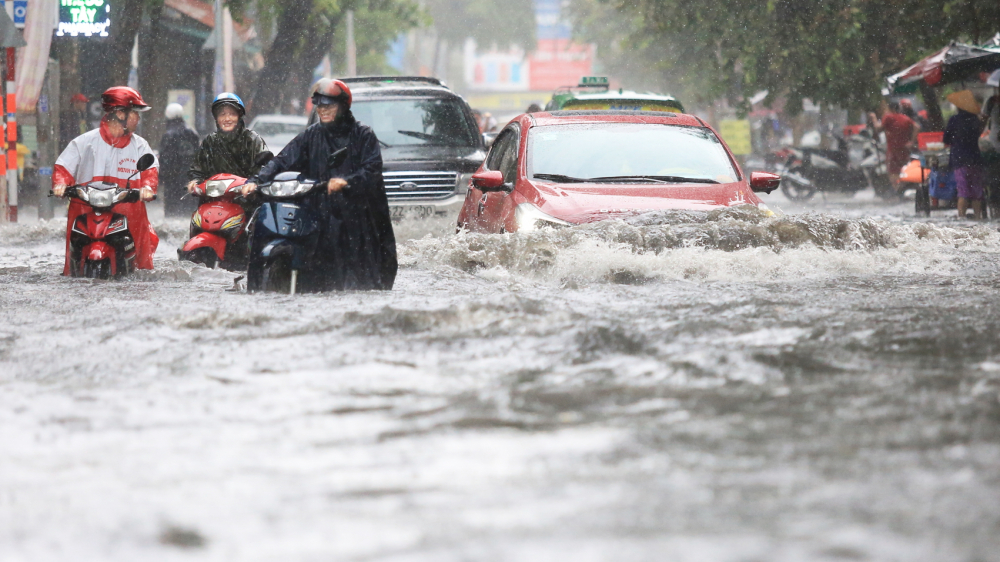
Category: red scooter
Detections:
[
  {"x1": 54, "y1": 154, "x2": 156, "y2": 279},
  {"x1": 178, "y1": 173, "x2": 252, "y2": 270},
  {"x1": 178, "y1": 152, "x2": 273, "y2": 270}
]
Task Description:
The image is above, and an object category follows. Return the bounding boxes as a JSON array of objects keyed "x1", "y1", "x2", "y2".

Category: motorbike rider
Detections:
[
  {"x1": 242, "y1": 78, "x2": 396, "y2": 291},
  {"x1": 160, "y1": 102, "x2": 200, "y2": 217},
  {"x1": 53, "y1": 86, "x2": 159, "y2": 274},
  {"x1": 187, "y1": 93, "x2": 269, "y2": 194}
]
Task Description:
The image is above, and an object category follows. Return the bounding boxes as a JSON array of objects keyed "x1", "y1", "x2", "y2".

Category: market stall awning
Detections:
[{"x1": 887, "y1": 42, "x2": 1000, "y2": 94}]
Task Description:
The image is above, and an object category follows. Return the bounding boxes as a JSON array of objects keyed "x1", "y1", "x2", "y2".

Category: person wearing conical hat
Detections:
[{"x1": 944, "y1": 90, "x2": 985, "y2": 219}]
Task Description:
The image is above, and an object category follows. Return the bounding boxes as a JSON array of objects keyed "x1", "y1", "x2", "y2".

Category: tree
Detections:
[
  {"x1": 241, "y1": 0, "x2": 424, "y2": 115},
  {"x1": 573, "y1": 0, "x2": 1000, "y2": 115}
]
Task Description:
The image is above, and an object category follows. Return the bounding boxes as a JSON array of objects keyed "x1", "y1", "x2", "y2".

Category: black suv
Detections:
[{"x1": 340, "y1": 76, "x2": 486, "y2": 217}]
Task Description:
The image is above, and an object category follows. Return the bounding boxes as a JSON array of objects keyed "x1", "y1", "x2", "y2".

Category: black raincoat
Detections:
[
  {"x1": 188, "y1": 122, "x2": 269, "y2": 183},
  {"x1": 159, "y1": 117, "x2": 201, "y2": 217},
  {"x1": 253, "y1": 111, "x2": 397, "y2": 291}
]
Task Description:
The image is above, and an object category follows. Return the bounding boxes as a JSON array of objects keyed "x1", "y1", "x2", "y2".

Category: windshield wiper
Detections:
[
  {"x1": 378, "y1": 139, "x2": 392, "y2": 148},
  {"x1": 397, "y1": 130, "x2": 437, "y2": 141},
  {"x1": 532, "y1": 173, "x2": 591, "y2": 183},
  {"x1": 590, "y1": 175, "x2": 720, "y2": 184}
]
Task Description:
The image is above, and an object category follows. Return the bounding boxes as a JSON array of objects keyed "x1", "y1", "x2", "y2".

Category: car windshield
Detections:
[
  {"x1": 252, "y1": 121, "x2": 307, "y2": 136},
  {"x1": 529, "y1": 123, "x2": 738, "y2": 183},
  {"x1": 351, "y1": 98, "x2": 479, "y2": 147}
]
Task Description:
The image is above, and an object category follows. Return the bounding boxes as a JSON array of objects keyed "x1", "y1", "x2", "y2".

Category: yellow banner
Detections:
[{"x1": 719, "y1": 120, "x2": 752, "y2": 155}]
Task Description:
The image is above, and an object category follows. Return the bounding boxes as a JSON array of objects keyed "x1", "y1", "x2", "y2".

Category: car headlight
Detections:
[
  {"x1": 514, "y1": 203, "x2": 572, "y2": 232},
  {"x1": 456, "y1": 172, "x2": 474, "y2": 194},
  {"x1": 205, "y1": 179, "x2": 234, "y2": 198},
  {"x1": 88, "y1": 189, "x2": 115, "y2": 208}
]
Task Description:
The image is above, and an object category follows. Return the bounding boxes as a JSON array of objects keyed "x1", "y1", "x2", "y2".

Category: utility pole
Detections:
[
  {"x1": 0, "y1": 3, "x2": 24, "y2": 223},
  {"x1": 346, "y1": 10, "x2": 356, "y2": 77}
]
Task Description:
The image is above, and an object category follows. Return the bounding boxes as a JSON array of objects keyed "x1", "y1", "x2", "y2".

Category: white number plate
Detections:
[{"x1": 390, "y1": 206, "x2": 435, "y2": 219}]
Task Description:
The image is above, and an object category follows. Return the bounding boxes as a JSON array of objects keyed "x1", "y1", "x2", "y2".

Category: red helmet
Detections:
[
  {"x1": 312, "y1": 78, "x2": 352, "y2": 108},
  {"x1": 71, "y1": 93, "x2": 88, "y2": 104},
  {"x1": 101, "y1": 86, "x2": 151, "y2": 113}
]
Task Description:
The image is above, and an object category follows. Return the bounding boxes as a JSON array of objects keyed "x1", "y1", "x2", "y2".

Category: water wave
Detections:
[{"x1": 400, "y1": 207, "x2": 1000, "y2": 284}]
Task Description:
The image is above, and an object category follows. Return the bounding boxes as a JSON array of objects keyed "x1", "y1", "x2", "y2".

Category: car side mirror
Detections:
[
  {"x1": 472, "y1": 170, "x2": 505, "y2": 191},
  {"x1": 254, "y1": 151, "x2": 274, "y2": 167},
  {"x1": 749, "y1": 172, "x2": 780, "y2": 193},
  {"x1": 136, "y1": 153, "x2": 155, "y2": 172}
]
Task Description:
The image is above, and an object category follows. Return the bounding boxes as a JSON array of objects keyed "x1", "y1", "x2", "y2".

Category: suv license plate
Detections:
[{"x1": 390, "y1": 206, "x2": 435, "y2": 219}]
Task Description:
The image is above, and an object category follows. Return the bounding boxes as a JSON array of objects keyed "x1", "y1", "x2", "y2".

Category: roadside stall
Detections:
[{"x1": 885, "y1": 41, "x2": 1000, "y2": 217}]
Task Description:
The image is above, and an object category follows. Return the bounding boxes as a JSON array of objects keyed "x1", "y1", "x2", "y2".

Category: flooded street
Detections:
[{"x1": 3, "y1": 191, "x2": 1000, "y2": 561}]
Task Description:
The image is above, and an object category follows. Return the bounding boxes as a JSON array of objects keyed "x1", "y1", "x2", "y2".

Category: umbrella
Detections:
[{"x1": 887, "y1": 42, "x2": 1000, "y2": 94}]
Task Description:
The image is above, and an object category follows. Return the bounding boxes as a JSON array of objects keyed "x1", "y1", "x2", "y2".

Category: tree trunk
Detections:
[
  {"x1": 249, "y1": 0, "x2": 316, "y2": 115},
  {"x1": 106, "y1": 0, "x2": 145, "y2": 86},
  {"x1": 139, "y1": 1, "x2": 167, "y2": 148},
  {"x1": 283, "y1": 13, "x2": 339, "y2": 112}
]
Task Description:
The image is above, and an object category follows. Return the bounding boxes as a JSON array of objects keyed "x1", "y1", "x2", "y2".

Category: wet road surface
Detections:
[{"x1": 2, "y1": 190, "x2": 1000, "y2": 561}]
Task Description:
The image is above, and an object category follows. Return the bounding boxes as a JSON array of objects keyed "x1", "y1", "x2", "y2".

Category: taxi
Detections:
[
  {"x1": 544, "y1": 76, "x2": 685, "y2": 114},
  {"x1": 457, "y1": 111, "x2": 780, "y2": 233}
]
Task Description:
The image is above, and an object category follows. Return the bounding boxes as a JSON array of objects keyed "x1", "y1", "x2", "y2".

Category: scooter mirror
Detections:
[
  {"x1": 136, "y1": 154, "x2": 155, "y2": 172},
  {"x1": 254, "y1": 151, "x2": 274, "y2": 167}
]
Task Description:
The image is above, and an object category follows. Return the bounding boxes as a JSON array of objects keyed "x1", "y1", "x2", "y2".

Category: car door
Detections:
[{"x1": 480, "y1": 125, "x2": 520, "y2": 232}]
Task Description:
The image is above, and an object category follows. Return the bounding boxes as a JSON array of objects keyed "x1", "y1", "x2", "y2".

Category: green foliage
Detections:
[
  {"x1": 423, "y1": 0, "x2": 536, "y2": 49},
  {"x1": 572, "y1": 0, "x2": 1000, "y2": 113},
  {"x1": 329, "y1": 0, "x2": 428, "y2": 74}
]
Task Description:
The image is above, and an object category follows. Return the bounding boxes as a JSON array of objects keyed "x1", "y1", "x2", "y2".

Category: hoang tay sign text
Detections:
[{"x1": 57, "y1": 0, "x2": 111, "y2": 37}]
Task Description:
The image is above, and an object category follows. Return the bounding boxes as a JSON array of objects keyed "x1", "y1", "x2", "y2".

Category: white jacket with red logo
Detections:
[{"x1": 55, "y1": 122, "x2": 160, "y2": 272}]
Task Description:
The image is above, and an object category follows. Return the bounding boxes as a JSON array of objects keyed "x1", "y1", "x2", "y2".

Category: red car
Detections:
[{"x1": 457, "y1": 111, "x2": 780, "y2": 233}]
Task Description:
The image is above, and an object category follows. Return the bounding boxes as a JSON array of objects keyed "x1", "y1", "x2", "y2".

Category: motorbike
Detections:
[
  {"x1": 178, "y1": 152, "x2": 273, "y2": 270},
  {"x1": 53, "y1": 153, "x2": 156, "y2": 279},
  {"x1": 246, "y1": 147, "x2": 347, "y2": 294},
  {"x1": 772, "y1": 130, "x2": 895, "y2": 201},
  {"x1": 178, "y1": 174, "x2": 252, "y2": 270}
]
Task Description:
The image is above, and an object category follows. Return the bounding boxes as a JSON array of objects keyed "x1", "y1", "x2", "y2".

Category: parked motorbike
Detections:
[
  {"x1": 245, "y1": 148, "x2": 347, "y2": 294},
  {"x1": 772, "y1": 131, "x2": 894, "y2": 201},
  {"x1": 53, "y1": 154, "x2": 155, "y2": 279}
]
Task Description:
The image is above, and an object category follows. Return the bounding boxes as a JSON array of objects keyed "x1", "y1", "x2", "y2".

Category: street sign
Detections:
[{"x1": 0, "y1": 0, "x2": 27, "y2": 29}]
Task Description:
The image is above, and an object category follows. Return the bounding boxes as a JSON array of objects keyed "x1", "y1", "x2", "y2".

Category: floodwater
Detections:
[{"x1": 2, "y1": 191, "x2": 1000, "y2": 561}]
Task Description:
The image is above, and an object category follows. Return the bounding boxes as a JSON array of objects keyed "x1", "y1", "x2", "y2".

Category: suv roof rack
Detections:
[{"x1": 339, "y1": 76, "x2": 445, "y2": 87}]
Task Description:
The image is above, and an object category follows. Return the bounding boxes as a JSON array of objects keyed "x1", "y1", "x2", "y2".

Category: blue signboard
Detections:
[
  {"x1": 534, "y1": 0, "x2": 571, "y2": 40},
  {"x1": 0, "y1": 0, "x2": 28, "y2": 28}
]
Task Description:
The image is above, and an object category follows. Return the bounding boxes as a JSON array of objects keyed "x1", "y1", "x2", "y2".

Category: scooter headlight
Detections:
[
  {"x1": 88, "y1": 188, "x2": 116, "y2": 209},
  {"x1": 260, "y1": 180, "x2": 316, "y2": 197},
  {"x1": 205, "y1": 179, "x2": 234, "y2": 198},
  {"x1": 514, "y1": 203, "x2": 572, "y2": 232}
]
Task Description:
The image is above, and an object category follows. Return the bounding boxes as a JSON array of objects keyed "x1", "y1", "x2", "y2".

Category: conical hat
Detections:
[{"x1": 946, "y1": 90, "x2": 981, "y2": 114}]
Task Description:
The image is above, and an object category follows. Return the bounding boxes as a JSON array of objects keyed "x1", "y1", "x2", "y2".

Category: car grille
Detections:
[{"x1": 383, "y1": 171, "x2": 457, "y2": 200}]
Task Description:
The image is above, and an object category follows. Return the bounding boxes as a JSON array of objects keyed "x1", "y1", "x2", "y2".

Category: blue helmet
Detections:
[{"x1": 212, "y1": 92, "x2": 245, "y2": 116}]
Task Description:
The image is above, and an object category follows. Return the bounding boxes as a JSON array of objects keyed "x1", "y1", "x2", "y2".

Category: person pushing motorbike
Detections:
[
  {"x1": 53, "y1": 86, "x2": 159, "y2": 273},
  {"x1": 188, "y1": 93, "x2": 269, "y2": 193},
  {"x1": 242, "y1": 78, "x2": 396, "y2": 291}
]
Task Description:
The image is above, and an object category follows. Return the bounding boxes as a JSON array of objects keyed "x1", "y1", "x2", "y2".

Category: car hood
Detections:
[
  {"x1": 381, "y1": 145, "x2": 485, "y2": 172},
  {"x1": 523, "y1": 180, "x2": 761, "y2": 224}
]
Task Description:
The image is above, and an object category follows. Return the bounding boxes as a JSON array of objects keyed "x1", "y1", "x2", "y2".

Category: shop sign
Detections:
[{"x1": 57, "y1": 0, "x2": 110, "y2": 37}]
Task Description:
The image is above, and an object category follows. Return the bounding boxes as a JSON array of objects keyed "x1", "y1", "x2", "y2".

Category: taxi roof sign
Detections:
[{"x1": 578, "y1": 76, "x2": 609, "y2": 87}]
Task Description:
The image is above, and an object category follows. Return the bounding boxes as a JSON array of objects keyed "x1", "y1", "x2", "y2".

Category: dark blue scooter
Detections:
[{"x1": 245, "y1": 148, "x2": 347, "y2": 294}]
